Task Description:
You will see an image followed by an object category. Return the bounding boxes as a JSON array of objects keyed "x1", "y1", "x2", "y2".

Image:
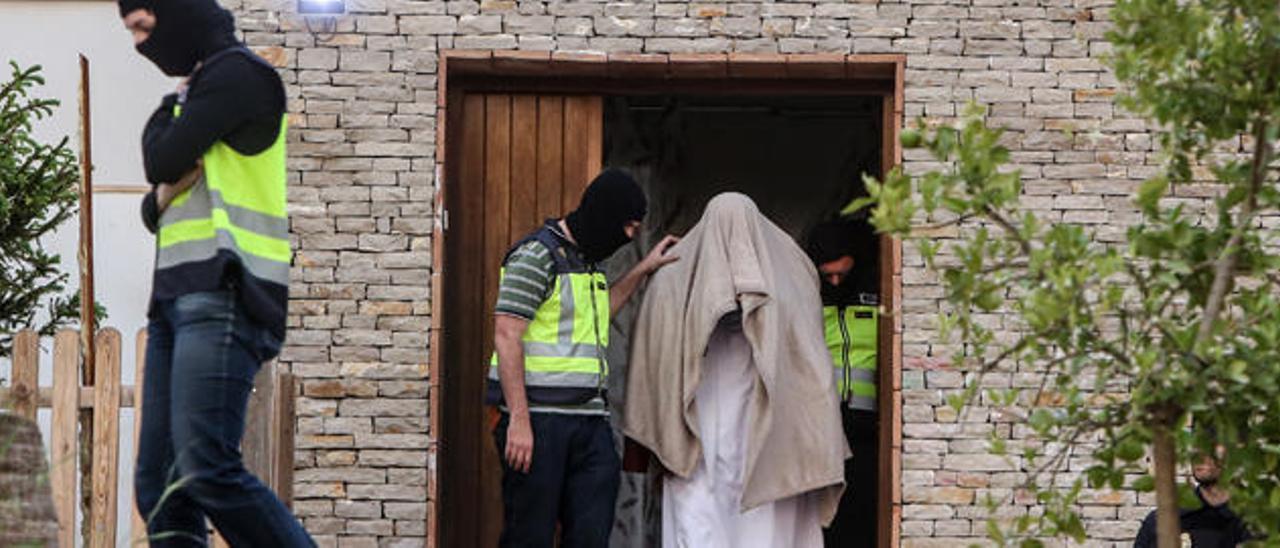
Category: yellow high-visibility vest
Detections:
[
  {"x1": 488, "y1": 227, "x2": 609, "y2": 406},
  {"x1": 156, "y1": 106, "x2": 289, "y2": 290},
  {"x1": 823, "y1": 304, "x2": 878, "y2": 411}
]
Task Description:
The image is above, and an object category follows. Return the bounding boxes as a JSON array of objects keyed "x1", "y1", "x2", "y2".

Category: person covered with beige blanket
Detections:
[{"x1": 623, "y1": 192, "x2": 849, "y2": 548}]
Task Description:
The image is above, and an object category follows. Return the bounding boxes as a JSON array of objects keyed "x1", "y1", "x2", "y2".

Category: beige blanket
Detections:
[{"x1": 622, "y1": 192, "x2": 849, "y2": 525}]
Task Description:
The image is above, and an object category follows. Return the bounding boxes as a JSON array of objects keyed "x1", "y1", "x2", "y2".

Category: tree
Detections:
[
  {"x1": 0, "y1": 62, "x2": 82, "y2": 357},
  {"x1": 860, "y1": 0, "x2": 1279, "y2": 544}
]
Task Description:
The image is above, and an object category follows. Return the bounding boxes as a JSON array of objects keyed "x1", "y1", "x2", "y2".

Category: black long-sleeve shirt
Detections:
[
  {"x1": 142, "y1": 50, "x2": 284, "y2": 183},
  {"x1": 1133, "y1": 488, "x2": 1251, "y2": 548},
  {"x1": 139, "y1": 48, "x2": 284, "y2": 232}
]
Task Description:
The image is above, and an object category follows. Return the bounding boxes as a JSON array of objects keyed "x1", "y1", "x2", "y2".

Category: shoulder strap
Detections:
[
  {"x1": 530, "y1": 229, "x2": 577, "y2": 274},
  {"x1": 502, "y1": 226, "x2": 573, "y2": 275},
  {"x1": 503, "y1": 223, "x2": 593, "y2": 275}
]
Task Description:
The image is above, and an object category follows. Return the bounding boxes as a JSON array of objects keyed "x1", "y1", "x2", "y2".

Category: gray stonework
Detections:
[{"x1": 218, "y1": 0, "x2": 1267, "y2": 545}]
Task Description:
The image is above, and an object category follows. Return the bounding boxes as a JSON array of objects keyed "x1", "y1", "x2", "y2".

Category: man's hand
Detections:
[
  {"x1": 638, "y1": 235, "x2": 680, "y2": 274},
  {"x1": 505, "y1": 413, "x2": 534, "y2": 473},
  {"x1": 156, "y1": 164, "x2": 203, "y2": 214},
  {"x1": 494, "y1": 314, "x2": 534, "y2": 473}
]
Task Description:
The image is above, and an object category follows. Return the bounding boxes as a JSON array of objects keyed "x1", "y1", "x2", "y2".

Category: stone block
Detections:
[
  {"x1": 347, "y1": 484, "x2": 428, "y2": 501},
  {"x1": 504, "y1": 14, "x2": 554, "y2": 33},
  {"x1": 339, "y1": 50, "x2": 392, "y2": 72},
  {"x1": 335, "y1": 500, "x2": 383, "y2": 518}
]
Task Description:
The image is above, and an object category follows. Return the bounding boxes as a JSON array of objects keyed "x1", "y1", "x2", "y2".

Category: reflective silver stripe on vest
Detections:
[
  {"x1": 159, "y1": 182, "x2": 290, "y2": 236},
  {"x1": 839, "y1": 366, "x2": 876, "y2": 411},
  {"x1": 523, "y1": 342, "x2": 601, "y2": 359},
  {"x1": 838, "y1": 368, "x2": 877, "y2": 382},
  {"x1": 848, "y1": 395, "x2": 877, "y2": 412},
  {"x1": 156, "y1": 176, "x2": 289, "y2": 285},
  {"x1": 500, "y1": 273, "x2": 602, "y2": 360},
  {"x1": 486, "y1": 368, "x2": 601, "y2": 388},
  {"x1": 557, "y1": 274, "x2": 575, "y2": 344},
  {"x1": 155, "y1": 230, "x2": 291, "y2": 283},
  {"x1": 159, "y1": 176, "x2": 213, "y2": 226}
]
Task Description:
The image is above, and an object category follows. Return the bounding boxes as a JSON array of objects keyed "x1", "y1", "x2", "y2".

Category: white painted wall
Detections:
[{"x1": 1, "y1": 3, "x2": 177, "y2": 545}]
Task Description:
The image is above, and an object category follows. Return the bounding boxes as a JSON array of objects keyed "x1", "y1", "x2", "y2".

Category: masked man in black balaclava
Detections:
[
  {"x1": 807, "y1": 218, "x2": 881, "y2": 548},
  {"x1": 1134, "y1": 444, "x2": 1252, "y2": 547},
  {"x1": 489, "y1": 169, "x2": 678, "y2": 546},
  {"x1": 121, "y1": 2, "x2": 313, "y2": 546}
]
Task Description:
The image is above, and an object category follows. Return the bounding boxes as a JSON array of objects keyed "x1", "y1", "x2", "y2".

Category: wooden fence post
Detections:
[
  {"x1": 51, "y1": 329, "x2": 80, "y2": 548},
  {"x1": 89, "y1": 328, "x2": 121, "y2": 548},
  {"x1": 132, "y1": 329, "x2": 148, "y2": 543},
  {"x1": 10, "y1": 331, "x2": 39, "y2": 420},
  {"x1": 275, "y1": 370, "x2": 296, "y2": 509}
]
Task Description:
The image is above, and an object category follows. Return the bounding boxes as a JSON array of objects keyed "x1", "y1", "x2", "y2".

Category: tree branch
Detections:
[
  {"x1": 909, "y1": 213, "x2": 976, "y2": 233},
  {"x1": 982, "y1": 204, "x2": 1034, "y2": 256},
  {"x1": 1197, "y1": 117, "x2": 1272, "y2": 345}
]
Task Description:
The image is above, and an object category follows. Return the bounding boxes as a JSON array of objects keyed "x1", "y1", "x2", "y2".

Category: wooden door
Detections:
[{"x1": 441, "y1": 94, "x2": 603, "y2": 547}]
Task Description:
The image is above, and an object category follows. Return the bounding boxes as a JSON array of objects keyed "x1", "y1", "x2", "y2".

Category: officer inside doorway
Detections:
[{"x1": 808, "y1": 216, "x2": 880, "y2": 548}]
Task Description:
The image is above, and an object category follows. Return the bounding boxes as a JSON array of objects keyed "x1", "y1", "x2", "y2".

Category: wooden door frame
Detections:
[{"x1": 429, "y1": 51, "x2": 906, "y2": 548}]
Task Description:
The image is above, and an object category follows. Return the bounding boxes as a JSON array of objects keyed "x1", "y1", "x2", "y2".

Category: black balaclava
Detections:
[
  {"x1": 564, "y1": 169, "x2": 647, "y2": 264},
  {"x1": 808, "y1": 218, "x2": 877, "y2": 303},
  {"x1": 120, "y1": 0, "x2": 239, "y2": 77}
]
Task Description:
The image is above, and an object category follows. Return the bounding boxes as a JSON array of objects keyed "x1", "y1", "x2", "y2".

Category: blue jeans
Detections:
[
  {"x1": 493, "y1": 412, "x2": 620, "y2": 548},
  {"x1": 134, "y1": 290, "x2": 313, "y2": 547}
]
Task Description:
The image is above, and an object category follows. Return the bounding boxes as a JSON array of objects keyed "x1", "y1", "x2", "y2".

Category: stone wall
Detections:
[{"x1": 216, "y1": 0, "x2": 1240, "y2": 545}]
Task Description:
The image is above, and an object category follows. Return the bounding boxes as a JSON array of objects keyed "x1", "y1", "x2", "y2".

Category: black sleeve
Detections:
[
  {"x1": 140, "y1": 191, "x2": 160, "y2": 234},
  {"x1": 1133, "y1": 510, "x2": 1157, "y2": 548},
  {"x1": 140, "y1": 54, "x2": 282, "y2": 184},
  {"x1": 1228, "y1": 509, "x2": 1253, "y2": 544}
]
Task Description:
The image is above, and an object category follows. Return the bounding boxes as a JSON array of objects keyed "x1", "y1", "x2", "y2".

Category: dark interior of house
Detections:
[{"x1": 599, "y1": 93, "x2": 885, "y2": 546}]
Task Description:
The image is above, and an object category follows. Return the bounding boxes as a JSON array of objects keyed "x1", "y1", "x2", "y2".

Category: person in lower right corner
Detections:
[
  {"x1": 807, "y1": 217, "x2": 880, "y2": 548},
  {"x1": 1133, "y1": 446, "x2": 1251, "y2": 548}
]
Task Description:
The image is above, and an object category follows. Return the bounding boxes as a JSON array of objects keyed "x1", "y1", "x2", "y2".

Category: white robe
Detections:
[{"x1": 662, "y1": 322, "x2": 824, "y2": 548}]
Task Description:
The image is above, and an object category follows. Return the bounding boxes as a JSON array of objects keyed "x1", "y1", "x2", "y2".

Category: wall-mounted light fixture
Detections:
[{"x1": 298, "y1": 0, "x2": 344, "y2": 15}]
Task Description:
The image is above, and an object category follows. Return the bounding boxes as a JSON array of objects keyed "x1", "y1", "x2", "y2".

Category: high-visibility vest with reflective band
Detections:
[
  {"x1": 486, "y1": 226, "x2": 610, "y2": 406},
  {"x1": 823, "y1": 303, "x2": 878, "y2": 411},
  {"x1": 155, "y1": 103, "x2": 290, "y2": 304}
]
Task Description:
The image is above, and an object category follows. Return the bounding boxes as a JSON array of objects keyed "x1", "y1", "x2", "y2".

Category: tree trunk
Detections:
[{"x1": 1152, "y1": 423, "x2": 1181, "y2": 548}]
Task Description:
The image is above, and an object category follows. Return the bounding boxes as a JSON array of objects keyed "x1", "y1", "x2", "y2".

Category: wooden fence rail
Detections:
[{"x1": 2, "y1": 328, "x2": 295, "y2": 547}]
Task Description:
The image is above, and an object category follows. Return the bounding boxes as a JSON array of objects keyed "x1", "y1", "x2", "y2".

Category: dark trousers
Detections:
[
  {"x1": 134, "y1": 290, "x2": 314, "y2": 547},
  {"x1": 493, "y1": 412, "x2": 621, "y2": 548},
  {"x1": 824, "y1": 407, "x2": 879, "y2": 548}
]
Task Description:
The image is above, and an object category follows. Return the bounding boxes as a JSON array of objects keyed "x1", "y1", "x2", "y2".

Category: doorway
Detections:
[
  {"x1": 433, "y1": 52, "x2": 904, "y2": 548},
  {"x1": 602, "y1": 93, "x2": 883, "y2": 547}
]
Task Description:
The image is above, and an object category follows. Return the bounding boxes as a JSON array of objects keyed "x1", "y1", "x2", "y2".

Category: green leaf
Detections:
[
  {"x1": 1086, "y1": 466, "x2": 1108, "y2": 489},
  {"x1": 900, "y1": 128, "x2": 923, "y2": 148},
  {"x1": 1178, "y1": 484, "x2": 1201, "y2": 510},
  {"x1": 1131, "y1": 475, "x2": 1156, "y2": 492},
  {"x1": 1136, "y1": 176, "x2": 1168, "y2": 214},
  {"x1": 839, "y1": 195, "x2": 876, "y2": 217},
  {"x1": 1227, "y1": 360, "x2": 1249, "y2": 384},
  {"x1": 1028, "y1": 409, "x2": 1055, "y2": 433},
  {"x1": 976, "y1": 290, "x2": 1002, "y2": 312},
  {"x1": 1115, "y1": 439, "x2": 1145, "y2": 462},
  {"x1": 986, "y1": 519, "x2": 1006, "y2": 544}
]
